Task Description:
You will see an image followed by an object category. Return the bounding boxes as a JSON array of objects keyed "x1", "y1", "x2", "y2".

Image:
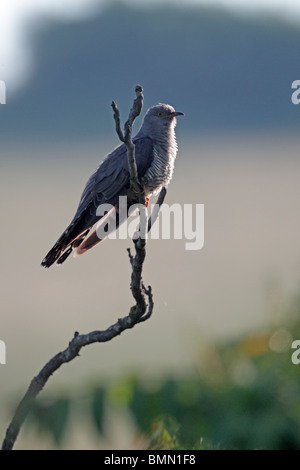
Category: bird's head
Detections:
[{"x1": 140, "y1": 103, "x2": 184, "y2": 138}]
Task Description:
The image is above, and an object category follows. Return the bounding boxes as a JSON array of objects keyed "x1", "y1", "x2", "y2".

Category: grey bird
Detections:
[{"x1": 41, "y1": 103, "x2": 184, "y2": 268}]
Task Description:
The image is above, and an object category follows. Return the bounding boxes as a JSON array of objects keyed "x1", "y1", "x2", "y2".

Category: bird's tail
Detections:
[
  {"x1": 41, "y1": 200, "x2": 135, "y2": 267},
  {"x1": 74, "y1": 206, "x2": 123, "y2": 256},
  {"x1": 41, "y1": 241, "x2": 64, "y2": 268},
  {"x1": 75, "y1": 201, "x2": 143, "y2": 256},
  {"x1": 41, "y1": 227, "x2": 90, "y2": 268},
  {"x1": 40, "y1": 207, "x2": 121, "y2": 267}
]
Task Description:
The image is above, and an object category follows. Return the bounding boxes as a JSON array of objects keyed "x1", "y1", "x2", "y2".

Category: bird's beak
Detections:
[{"x1": 169, "y1": 111, "x2": 184, "y2": 117}]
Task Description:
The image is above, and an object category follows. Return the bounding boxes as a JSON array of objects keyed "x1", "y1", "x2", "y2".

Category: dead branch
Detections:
[{"x1": 1, "y1": 85, "x2": 161, "y2": 451}]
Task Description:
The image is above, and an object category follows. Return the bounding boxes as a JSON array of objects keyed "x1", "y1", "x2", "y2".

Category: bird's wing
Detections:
[
  {"x1": 74, "y1": 136, "x2": 154, "y2": 219},
  {"x1": 41, "y1": 137, "x2": 154, "y2": 267}
]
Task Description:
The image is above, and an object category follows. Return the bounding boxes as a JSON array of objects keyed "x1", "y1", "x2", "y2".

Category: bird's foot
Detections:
[{"x1": 145, "y1": 197, "x2": 150, "y2": 208}]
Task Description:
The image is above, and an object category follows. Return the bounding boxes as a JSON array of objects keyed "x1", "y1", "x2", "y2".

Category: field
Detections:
[{"x1": 1, "y1": 132, "x2": 300, "y2": 448}]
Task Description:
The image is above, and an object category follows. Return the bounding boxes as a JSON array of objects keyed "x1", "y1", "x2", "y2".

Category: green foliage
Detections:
[
  {"x1": 91, "y1": 387, "x2": 105, "y2": 436},
  {"x1": 26, "y1": 291, "x2": 300, "y2": 449},
  {"x1": 29, "y1": 397, "x2": 70, "y2": 445},
  {"x1": 146, "y1": 416, "x2": 180, "y2": 450},
  {"x1": 107, "y1": 377, "x2": 135, "y2": 408}
]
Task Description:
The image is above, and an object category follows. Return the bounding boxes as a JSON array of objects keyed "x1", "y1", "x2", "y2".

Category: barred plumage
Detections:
[{"x1": 41, "y1": 103, "x2": 183, "y2": 268}]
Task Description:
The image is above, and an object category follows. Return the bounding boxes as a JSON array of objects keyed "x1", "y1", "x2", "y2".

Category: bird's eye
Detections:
[{"x1": 156, "y1": 111, "x2": 163, "y2": 117}]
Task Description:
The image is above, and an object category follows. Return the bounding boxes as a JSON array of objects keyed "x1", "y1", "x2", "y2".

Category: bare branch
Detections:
[
  {"x1": 112, "y1": 85, "x2": 144, "y2": 201},
  {"x1": 2, "y1": 86, "x2": 168, "y2": 451},
  {"x1": 1, "y1": 85, "x2": 152, "y2": 451},
  {"x1": 111, "y1": 101, "x2": 125, "y2": 143},
  {"x1": 1, "y1": 296, "x2": 153, "y2": 450}
]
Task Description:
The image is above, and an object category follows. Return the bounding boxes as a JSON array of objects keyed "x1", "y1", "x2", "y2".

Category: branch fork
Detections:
[{"x1": 2, "y1": 85, "x2": 165, "y2": 450}]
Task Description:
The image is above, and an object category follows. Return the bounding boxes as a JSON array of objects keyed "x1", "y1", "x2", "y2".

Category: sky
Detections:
[
  {"x1": 1, "y1": 0, "x2": 300, "y2": 93},
  {"x1": 0, "y1": 0, "x2": 103, "y2": 91}
]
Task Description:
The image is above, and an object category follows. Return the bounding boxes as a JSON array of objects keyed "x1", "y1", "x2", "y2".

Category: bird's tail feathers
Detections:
[
  {"x1": 41, "y1": 228, "x2": 89, "y2": 268},
  {"x1": 75, "y1": 205, "x2": 129, "y2": 256},
  {"x1": 40, "y1": 242, "x2": 64, "y2": 268},
  {"x1": 41, "y1": 201, "x2": 132, "y2": 266}
]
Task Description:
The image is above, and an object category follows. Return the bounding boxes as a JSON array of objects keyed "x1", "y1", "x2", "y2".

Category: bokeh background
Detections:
[{"x1": 1, "y1": 0, "x2": 300, "y2": 449}]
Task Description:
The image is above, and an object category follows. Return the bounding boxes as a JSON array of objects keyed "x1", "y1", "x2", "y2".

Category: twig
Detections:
[
  {"x1": 111, "y1": 101, "x2": 125, "y2": 143},
  {"x1": 111, "y1": 85, "x2": 144, "y2": 201},
  {"x1": 1, "y1": 85, "x2": 154, "y2": 451},
  {"x1": 1, "y1": 302, "x2": 153, "y2": 450}
]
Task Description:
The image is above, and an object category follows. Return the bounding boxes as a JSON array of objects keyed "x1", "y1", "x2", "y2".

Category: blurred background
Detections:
[{"x1": 1, "y1": 0, "x2": 300, "y2": 449}]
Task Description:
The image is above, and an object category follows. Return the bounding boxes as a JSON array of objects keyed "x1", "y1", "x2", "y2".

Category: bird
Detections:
[{"x1": 41, "y1": 103, "x2": 184, "y2": 268}]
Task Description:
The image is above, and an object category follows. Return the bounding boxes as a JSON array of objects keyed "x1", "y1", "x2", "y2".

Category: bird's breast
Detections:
[{"x1": 142, "y1": 140, "x2": 177, "y2": 195}]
